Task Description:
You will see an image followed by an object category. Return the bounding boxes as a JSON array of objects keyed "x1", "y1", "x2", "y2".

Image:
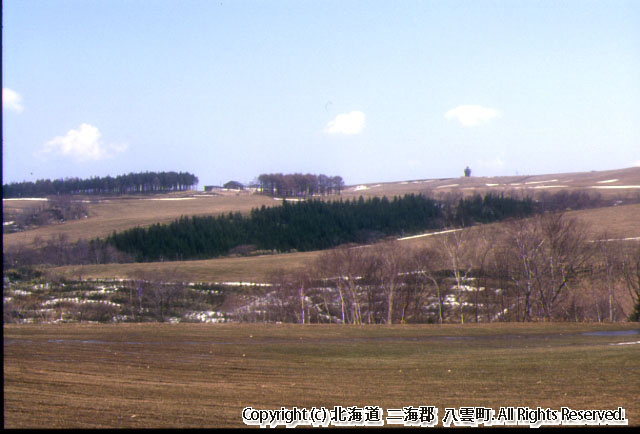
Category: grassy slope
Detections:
[{"x1": 3, "y1": 191, "x2": 277, "y2": 250}]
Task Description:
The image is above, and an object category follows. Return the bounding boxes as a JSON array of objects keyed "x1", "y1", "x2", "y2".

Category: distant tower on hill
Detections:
[{"x1": 464, "y1": 166, "x2": 472, "y2": 177}]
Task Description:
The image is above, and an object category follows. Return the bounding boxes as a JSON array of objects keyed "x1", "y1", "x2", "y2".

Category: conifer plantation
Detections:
[{"x1": 107, "y1": 193, "x2": 533, "y2": 262}]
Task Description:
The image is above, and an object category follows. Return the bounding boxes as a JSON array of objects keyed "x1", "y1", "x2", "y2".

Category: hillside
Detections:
[
  {"x1": 4, "y1": 167, "x2": 640, "y2": 252},
  {"x1": 47, "y1": 203, "x2": 640, "y2": 284},
  {"x1": 3, "y1": 191, "x2": 275, "y2": 250},
  {"x1": 340, "y1": 166, "x2": 640, "y2": 199},
  {"x1": 5, "y1": 166, "x2": 640, "y2": 325}
]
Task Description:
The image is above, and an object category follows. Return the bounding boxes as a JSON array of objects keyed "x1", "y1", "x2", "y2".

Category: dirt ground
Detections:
[{"x1": 4, "y1": 322, "x2": 639, "y2": 428}]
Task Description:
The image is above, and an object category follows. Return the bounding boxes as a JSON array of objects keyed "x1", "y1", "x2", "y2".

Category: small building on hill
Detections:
[{"x1": 223, "y1": 181, "x2": 244, "y2": 190}]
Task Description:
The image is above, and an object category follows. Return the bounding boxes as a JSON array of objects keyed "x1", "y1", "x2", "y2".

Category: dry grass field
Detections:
[
  {"x1": 339, "y1": 166, "x2": 640, "y2": 199},
  {"x1": 569, "y1": 203, "x2": 640, "y2": 240},
  {"x1": 3, "y1": 191, "x2": 276, "y2": 250},
  {"x1": 4, "y1": 323, "x2": 639, "y2": 428},
  {"x1": 49, "y1": 250, "x2": 320, "y2": 284}
]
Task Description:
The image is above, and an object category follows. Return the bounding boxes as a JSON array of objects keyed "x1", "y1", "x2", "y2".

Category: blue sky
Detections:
[{"x1": 3, "y1": 0, "x2": 639, "y2": 187}]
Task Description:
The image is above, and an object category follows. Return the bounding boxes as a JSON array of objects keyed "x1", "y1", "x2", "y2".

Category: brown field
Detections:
[
  {"x1": 3, "y1": 191, "x2": 276, "y2": 250},
  {"x1": 50, "y1": 250, "x2": 320, "y2": 284},
  {"x1": 4, "y1": 322, "x2": 639, "y2": 428},
  {"x1": 339, "y1": 166, "x2": 640, "y2": 199},
  {"x1": 568, "y1": 203, "x2": 640, "y2": 240}
]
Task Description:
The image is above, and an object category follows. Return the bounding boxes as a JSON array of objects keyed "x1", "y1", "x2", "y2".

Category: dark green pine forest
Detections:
[{"x1": 107, "y1": 193, "x2": 533, "y2": 262}]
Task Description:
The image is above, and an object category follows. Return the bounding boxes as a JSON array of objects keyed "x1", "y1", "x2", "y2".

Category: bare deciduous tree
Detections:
[
  {"x1": 501, "y1": 218, "x2": 545, "y2": 321},
  {"x1": 499, "y1": 213, "x2": 592, "y2": 321},
  {"x1": 536, "y1": 213, "x2": 592, "y2": 320},
  {"x1": 441, "y1": 229, "x2": 474, "y2": 324},
  {"x1": 621, "y1": 245, "x2": 640, "y2": 321},
  {"x1": 315, "y1": 246, "x2": 370, "y2": 324},
  {"x1": 412, "y1": 245, "x2": 447, "y2": 324},
  {"x1": 373, "y1": 241, "x2": 411, "y2": 325},
  {"x1": 592, "y1": 235, "x2": 625, "y2": 322},
  {"x1": 467, "y1": 226, "x2": 496, "y2": 323}
]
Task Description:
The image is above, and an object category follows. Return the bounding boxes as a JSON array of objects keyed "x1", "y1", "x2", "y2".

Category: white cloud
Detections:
[
  {"x1": 39, "y1": 123, "x2": 127, "y2": 161},
  {"x1": 325, "y1": 111, "x2": 366, "y2": 135},
  {"x1": 2, "y1": 88, "x2": 24, "y2": 113},
  {"x1": 634, "y1": 160, "x2": 640, "y2": 167},
  {"x1": 445, "y1": 105, "x2": 500, "y2": 127}
]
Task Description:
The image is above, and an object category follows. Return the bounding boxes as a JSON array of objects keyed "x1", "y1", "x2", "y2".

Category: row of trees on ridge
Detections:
[
  {"x1": 257, "y1": 173, "x2": 344, "y2": 197},
  {"x1": 2, "y1": 171, "x2": 199, "y2": 197}
]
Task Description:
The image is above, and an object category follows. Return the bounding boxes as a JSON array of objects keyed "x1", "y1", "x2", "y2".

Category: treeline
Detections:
[
  {"x1": 3, "y1": 196, "x2": 88, "y2": 234},
  {"x1": 258, "y1": 215, "x2": 640, "y2": 324},
  {"x1": 257, "y1": 173, "x2": 344, "y2": 197},
  {"x1": 107, "y1": 193, "x2": 533, "y2": 262},
  {"x1": 3, "y1": 234, "x2": 132, "y2": 268},
  {"x1": 455, "y1": 193, "x2": 535, "y2": 225},
  {"x1": 5, "y1": 213, "x2": 639, "y2": 324},
  {"x1": 3, "y1": 275, "x2": 227, "y2": 324},
  {"x1": 2, "y1": 171, "x2": 199, "y2": 198}
]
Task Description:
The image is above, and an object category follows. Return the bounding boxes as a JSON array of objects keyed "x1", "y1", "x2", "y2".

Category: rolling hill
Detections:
[
  {"x1": 3, "y1": 166, "x2": 637, "y2": 284},
  {"x1": 4, "y1": 166, "x2": 639, "y2": 252}
]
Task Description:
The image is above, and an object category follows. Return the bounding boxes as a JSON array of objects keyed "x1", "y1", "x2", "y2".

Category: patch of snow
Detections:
[
  {"x1": 145, "y1": 197, "x2": 196, "y2": 201},
  {"x1": 485, "y1": 184, "x2": 499, "y2": 187},
  {"x1": 590, "y1": 185, "x2": 640, "y2": 189},
  {"x1": 184, "y1": 310, "x2": 226, "y2": 323},
  {"x1": 451, "y1": 285, "x2": 482, "y2": 292},
  {"x1": 591, "y1": 237, "x2": 640, "y2": 243},
  {"x1": 353, "y1": 185, "x2": 369, "y2": 191},
  {"x1": 42, "y1": 297, "x2": 120, "y2": 307},
  {"x1": 436, "y1": 184, "x2": 460, "y2": 188},
  {"x1": 398, "y1": 228, "x2": 462, "y2": 241},
  {"x1": 525, "y1": 179, "x2": 558, "y2": 185},
  {"x1": 532, "y1": 185, "x2": 568, "y2": 189},
  {"x1": 597, "y1": 179, "x2": 618, "y2": 184},
  {"x1": 492, "y1": 307, "x2": 510, "y2": 321},
  {"x1": 610, "y1": 341, "x2": 640, "y2": 346},
  {"x1": 85, "y1": 287, "x2": 116, "y2": 296},
  {"x1": 4, "y1": 221, "x2": 15, "y2": 226},
  {"x1": 3, "y1": 197, "x2": 49, "y2": 201}
]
